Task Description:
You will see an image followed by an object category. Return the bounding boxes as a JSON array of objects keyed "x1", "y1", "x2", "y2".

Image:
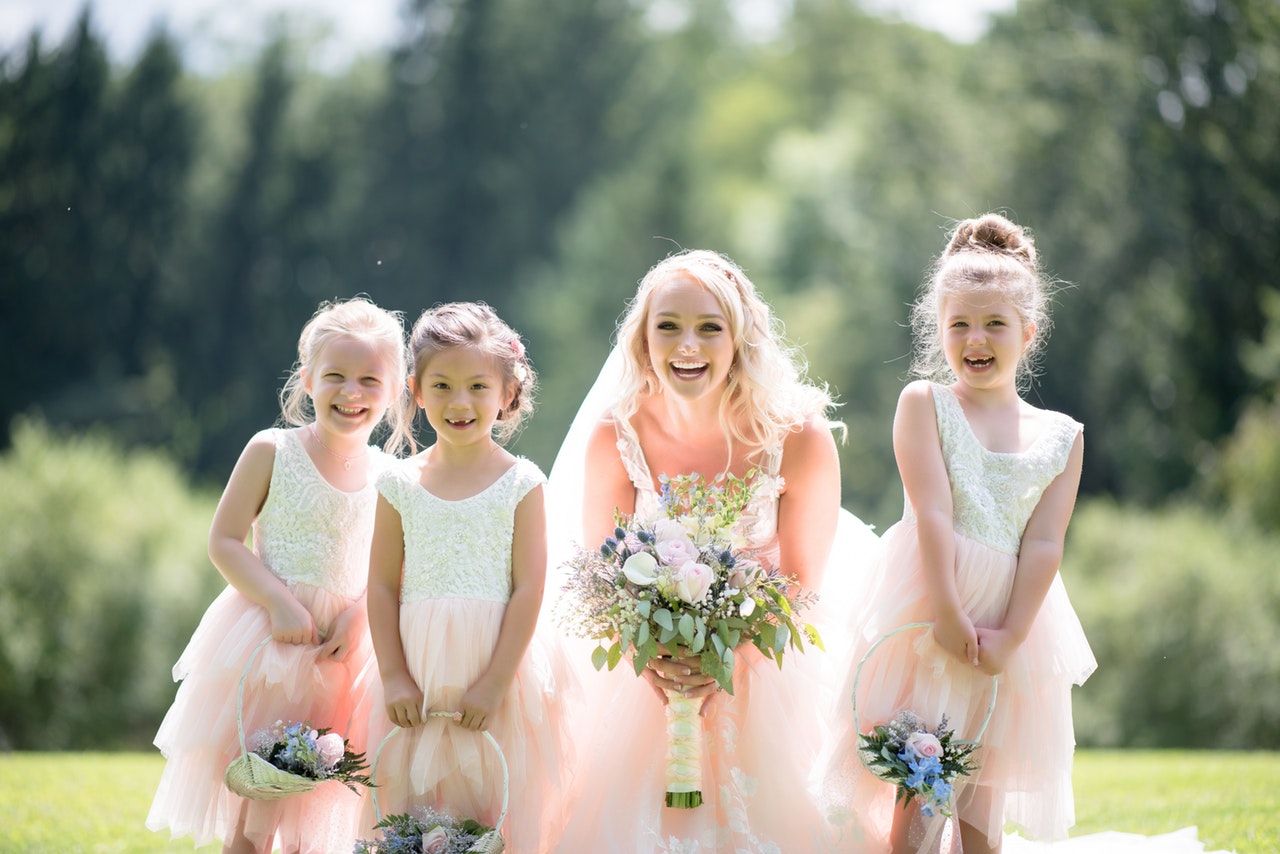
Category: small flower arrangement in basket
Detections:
[
  {"x1": 354, "y1": 806, "x2": 500, "y2": 854},
  {"x1": 857, "y1": 710, "x2": 980, "y2": 818},
  {"x1": 223, "y1": 638, "x2": 372, "y2": 800},
  {"x1": 852, "y1": 622, "x2": 993, "y2": 818},
  {"x1": 359, "y1": 712, "x2": 508, "y2": 853},
  {"x1": 224, "y1": 719, "x2": 372, "y2": 800},
  {"x1": 556, "y1": 471, "x2": 822, "y2": 809}
]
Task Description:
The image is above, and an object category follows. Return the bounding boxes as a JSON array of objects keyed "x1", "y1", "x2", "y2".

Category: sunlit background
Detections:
[{"x1": 1, "y1": 0, "x2": 1277, "y2": 767}]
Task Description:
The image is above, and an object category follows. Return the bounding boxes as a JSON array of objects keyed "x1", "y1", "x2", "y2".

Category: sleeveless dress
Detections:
[
  {"x1": 553, "y1": 416, "x2": 839, "y2": 853},
  {"x1": 820, "y1": 383, "x2": 1096, "y2": 852},
  {"x1": 148, "y1": 427, "x2": 385, "y2": 854},
  {"x1": 361, "y1": 456, "x2": 570, "y2": 854}
]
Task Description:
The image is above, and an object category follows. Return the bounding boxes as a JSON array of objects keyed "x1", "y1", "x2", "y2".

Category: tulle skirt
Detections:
[
  {"x1": 360, "y1": 598, "x2": 572, "y2": 854},
  {"x1": 553, "y1": 641, "x2": 835, "y2": 853},
  {"x1": 147, "y1": 583, "x2": 376, "y2": 853},
  {"x1": 820, "y1": 520, "x2": 1097, "y2": 852}
]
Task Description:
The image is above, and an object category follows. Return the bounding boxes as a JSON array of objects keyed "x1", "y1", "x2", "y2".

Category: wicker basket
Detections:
[
  {"x1": 371, "y1": 711, "x2": 510, "y2": 854},
  {"x1": 223, "y1": 637, "x2": 319, "y2": 800},
  {"x1": 852, "y1": 621, "x2": 998, "y2": 773}
]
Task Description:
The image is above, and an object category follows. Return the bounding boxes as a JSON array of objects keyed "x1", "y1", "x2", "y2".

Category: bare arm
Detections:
[
  {"x1": 458, "y1": 484, "x2": 548, "y2": 730},
  {"x1": 894, "y1": 382, "x2": 977, "y2": 665},
  {"x1": 977, "y1": 430, "x2": 1084, "y2": 674},
  {"x1": 367, "y1": 493, "x2": 422, "y2": 727},
  {"x1": 583, "y1": 418, "x2": 637, "y2": 545},
  {"x1": 776, "y1": 418, "x2": 842, "y2": 591},
  {"x1": 208, "y1": 430, "x2": 316, "y2": 645}
]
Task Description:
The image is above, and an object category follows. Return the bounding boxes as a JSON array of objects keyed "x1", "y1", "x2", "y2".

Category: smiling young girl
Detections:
[
  {"x1": 362, "y1": 302, "x2": 569, "y2": 853},
  {"x1": 148, "y1": 297, "x2": 411, "y2": 854},
  {"x1": 821, "y1": 214, "x2": 1095, "y2": 853}
]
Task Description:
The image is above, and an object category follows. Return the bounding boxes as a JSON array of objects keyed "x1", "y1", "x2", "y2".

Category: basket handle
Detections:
[
  {"x1": 234, "y1": 637, "x2": 274, "y2": 759},
  {"x1": 371, "y1": 711, "x2": 510, "y2": 832},
  {"x1": 851, "y1": 621, "x2": 999, "y2": 745}
]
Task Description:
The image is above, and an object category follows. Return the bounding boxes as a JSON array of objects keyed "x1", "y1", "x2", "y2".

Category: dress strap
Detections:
[{"x1": 612, "y1": 414, "x2": 656, "y2": 494}]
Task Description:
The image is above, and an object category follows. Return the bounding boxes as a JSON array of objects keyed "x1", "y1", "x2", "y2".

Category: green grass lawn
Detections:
[{"x1": 1, "y1": 750, "x2": 1275, "y2": 852}]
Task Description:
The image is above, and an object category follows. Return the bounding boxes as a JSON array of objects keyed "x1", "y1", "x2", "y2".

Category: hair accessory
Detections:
[
  {"x1": 510, "y1": 338, "x2": 525, "y2": 358},
  {"x1": 308, "y1": 423, "x2": 367, "y2": 471}
]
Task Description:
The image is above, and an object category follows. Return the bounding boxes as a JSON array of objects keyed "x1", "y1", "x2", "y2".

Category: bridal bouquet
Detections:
[
  {"x1": 858, "y1": 710, "x2": 979, "y2": 817},
  {"x1": 225, "y1": 719, "x2": 372, "y2": 798},
  {"x1": 557, "y1": 471, "x2": 821, "y2": 808}
]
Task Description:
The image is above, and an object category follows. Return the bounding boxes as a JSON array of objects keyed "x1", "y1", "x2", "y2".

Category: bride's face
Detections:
[{"x1": 644, "y1": 275, "x2": 736, "y2": 402}]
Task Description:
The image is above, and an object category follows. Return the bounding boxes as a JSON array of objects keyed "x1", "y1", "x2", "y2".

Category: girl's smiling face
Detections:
[
  {"x1": 304, "y1": 336, "x2": 396, "y2": 443},
  {"x1": 645, "y1": 275, "x2": 735, "y2": 402},
  {"x1": 413, "y1": 344, "x2": 513, "y2": 448},
  {"x1": 940, "y1": 290, "x2": 1034, "y2": 392}
]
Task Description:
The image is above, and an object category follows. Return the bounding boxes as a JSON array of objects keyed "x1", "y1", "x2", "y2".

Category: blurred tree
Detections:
[
  {"x1": 347, "y1": 0, "x2": 646, "y2": 323},
  {"x1": 0, "y1": 17, "x2": 196, "y2": 451},
  {"x1": 989, "y1": 0, "x2": 1280, "y2": 501},
  {"x1": 0, "y1": 420, "x2": 220, "y2": 749},
  {"x1": 171, "y1": 38, "x2": 350, "y2": 474}
]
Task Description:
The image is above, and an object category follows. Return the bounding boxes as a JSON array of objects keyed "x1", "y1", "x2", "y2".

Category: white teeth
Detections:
[
  {"x1": 334, "y1": 405, "x2": 363, "y2": 414},
  {"x1": 672, "y1": 361, "x2": 706, "y2": 370}
]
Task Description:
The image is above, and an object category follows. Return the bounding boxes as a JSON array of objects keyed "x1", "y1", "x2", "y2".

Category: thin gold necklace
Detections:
[{"x1": 309, "y1": 423, "x2": 367, "y2": 471}]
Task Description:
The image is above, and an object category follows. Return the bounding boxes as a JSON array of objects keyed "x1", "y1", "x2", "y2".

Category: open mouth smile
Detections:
[{"x1": 670, "y1": 360, "x2": 709, "y2": 380}]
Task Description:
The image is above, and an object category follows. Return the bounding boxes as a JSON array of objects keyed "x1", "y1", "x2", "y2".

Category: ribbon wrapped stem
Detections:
[{"x1": 664, "y1": 690, "x2": 703, "y2": 808}]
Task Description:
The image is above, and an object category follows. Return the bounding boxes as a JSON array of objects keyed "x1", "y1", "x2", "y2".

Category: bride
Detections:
[{"x1": 544, "y1": 248, "x2": 878, "y2": 852}]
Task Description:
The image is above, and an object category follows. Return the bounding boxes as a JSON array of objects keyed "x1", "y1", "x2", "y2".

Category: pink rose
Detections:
[
  {"x1": 421, "y1": 826, "x2": 450, "y2": 854},
  {"x1": 673, "y1": 561, "x2": 714, "y2": 604},
  {"x1": 905, "y1": 731, "x2": 943, "y2": 759},
  {"x1": 316, "y1": 732, "x2": 345, "y2": 768},
  {"x1": 653, "y1": 520, "x2": 699, "y2": 566}
]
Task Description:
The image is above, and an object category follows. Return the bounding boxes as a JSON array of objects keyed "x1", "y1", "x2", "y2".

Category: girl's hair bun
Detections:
[{"x1": 945, "y1": 212, "x2": 1037, "y2": 271}]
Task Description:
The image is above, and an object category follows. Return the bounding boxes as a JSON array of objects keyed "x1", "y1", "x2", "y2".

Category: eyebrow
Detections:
[{"x1": 653, "y1": 311, "x2": 726, "y2": 320}]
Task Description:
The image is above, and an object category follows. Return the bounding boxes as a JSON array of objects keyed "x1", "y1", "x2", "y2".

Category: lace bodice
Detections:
[
  {"x1": 613, "y1": 415, "x2": 784, "y2": 567},
  {"x1": 252, "y1": 428, "x2": 387, "y2": 599},
  {"x1": 905, "y1": 383, "x2": 1082, "y2": 555},
  {"x1": 378, "y1": 457, "x2": 546, "y2": 604}
]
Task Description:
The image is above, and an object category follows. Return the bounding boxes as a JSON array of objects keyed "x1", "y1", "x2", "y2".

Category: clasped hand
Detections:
[{"x1": 640, "y1": 646, "x2": 727, "y2": 716}]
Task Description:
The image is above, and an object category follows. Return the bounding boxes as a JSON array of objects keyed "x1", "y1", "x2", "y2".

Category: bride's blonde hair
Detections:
[{"x1": 613, "y1": 249, "x2": 836, "y2": 460}]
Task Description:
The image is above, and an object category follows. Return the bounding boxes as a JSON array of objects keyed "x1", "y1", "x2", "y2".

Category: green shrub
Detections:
[
  {"x1": 1064, "y1": 499, "x2": 1280, "y2": 748},
  {"x1": 0, "y1": 419, "x2": 222, "y2": 749}
]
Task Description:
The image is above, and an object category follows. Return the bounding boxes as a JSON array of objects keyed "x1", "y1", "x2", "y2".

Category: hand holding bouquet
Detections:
[
  {"x1": 556, "y1": 471, "x2": 822, "y2": 808},
  {"x1": 857, "y1": 710, "x2": 979, "y2": 818}
]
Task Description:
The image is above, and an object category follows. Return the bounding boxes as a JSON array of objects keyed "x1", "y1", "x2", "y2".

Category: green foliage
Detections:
[
  {"x1": 0, "y1": 420, "x2": 221, "y2": 750},
  {"x1": 1064, "y1": 499, "x2": 1280, "y2": 748}
]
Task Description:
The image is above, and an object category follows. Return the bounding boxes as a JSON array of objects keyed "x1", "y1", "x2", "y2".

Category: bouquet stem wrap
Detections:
[{"x1": 664, "y1": 690, "x2": 703, "y2": 808}]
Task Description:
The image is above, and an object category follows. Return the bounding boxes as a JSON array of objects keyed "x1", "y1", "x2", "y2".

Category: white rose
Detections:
[
  {"x1": 622, "y1": 551, "x2": 659, "y2": 586},
  {"x1": 739, "y1": 597, "x2": 756, "y2": 618}
]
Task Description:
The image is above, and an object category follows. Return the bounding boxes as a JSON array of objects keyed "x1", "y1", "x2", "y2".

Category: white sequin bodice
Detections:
[
  {"x1": 613, "y1": 415, "x2": 784, "y2": 567},
  {"x1": 905, "y1": 383, "x2": 1082, "y2": 555},
  {"x1": 378, "y1": 457, "x2": 546, "y2": 604},
  {"x1": 252, "y1": 428, "x2": 386, "y2": 599}
]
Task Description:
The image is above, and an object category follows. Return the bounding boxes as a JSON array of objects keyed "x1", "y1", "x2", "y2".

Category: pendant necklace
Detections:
[{"x1": 309, "y1": 423, "x2": 366, "y2": 471}]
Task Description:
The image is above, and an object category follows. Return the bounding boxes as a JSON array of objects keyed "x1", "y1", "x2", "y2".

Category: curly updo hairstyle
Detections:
[{"x1": 909, "y1": 213, "x2": 1054, "y2": 389}]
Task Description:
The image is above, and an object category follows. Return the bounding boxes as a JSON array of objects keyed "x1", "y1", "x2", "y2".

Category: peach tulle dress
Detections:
[
  {"x1": 359, "y1": 457, "x2": 571, "y2": 854},
  {"x1": 552, "y1": 415, "x2": 876, "y2": 853},
  {"x1": 148, "y1": 428, "x2": 385, "y2": 853},
  {"x1": 820, "y1": 383, "x2": 1096, "y2": 852}
]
